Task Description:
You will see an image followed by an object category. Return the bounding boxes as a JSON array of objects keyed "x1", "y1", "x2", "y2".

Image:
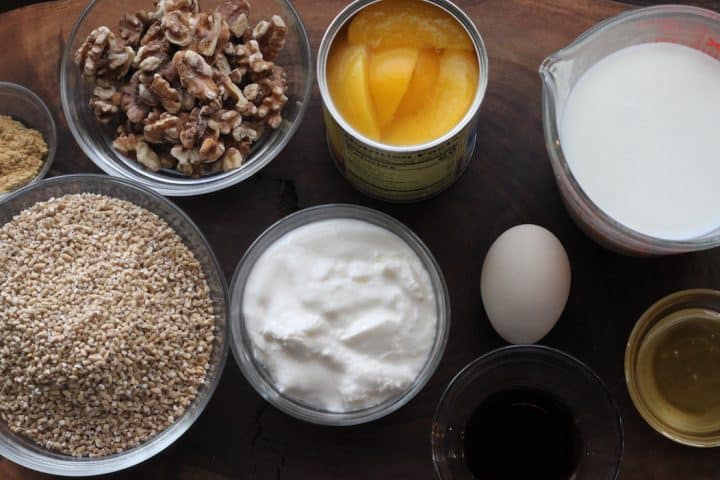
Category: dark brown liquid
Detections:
[{"x1": 463, "y1": 388, "x2": 581, "y2": 480}]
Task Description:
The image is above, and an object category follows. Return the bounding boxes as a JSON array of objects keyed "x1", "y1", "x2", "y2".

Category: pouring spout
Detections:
[
  {"x1": 539, "y1": 53, "x2": 574, "y2": 101},
  {"x1": 539, "y1": 54, "x2": 567, "y2": 89},
  {"x1": 539, "y1": 52, "x2": 573, "y2": 142}
]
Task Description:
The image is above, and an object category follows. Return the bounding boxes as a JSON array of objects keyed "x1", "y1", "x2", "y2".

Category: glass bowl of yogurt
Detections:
[
  {"x1": 540, "y1": 5, "x2": 720, "y2": 255},
  {"x1": 229, "y1": 204, "x2": 450, "y2": 425}
]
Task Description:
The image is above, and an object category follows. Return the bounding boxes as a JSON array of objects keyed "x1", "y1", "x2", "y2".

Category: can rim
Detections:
[{"x1": 316, "y1": 0, "x2": 489, "y2": 152}]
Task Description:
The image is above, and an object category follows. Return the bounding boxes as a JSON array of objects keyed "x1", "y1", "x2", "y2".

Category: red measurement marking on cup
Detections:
[
  {"x1": 708, "y1": 37, "x2": 720, "y2": 53},
  {"x1": 694, "y1": 37, "x2": 720, "y2": 60}
]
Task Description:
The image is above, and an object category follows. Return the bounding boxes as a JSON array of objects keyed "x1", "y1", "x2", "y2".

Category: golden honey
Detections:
[
  {"x1": 626, "y1": 289, "x2": 720, "y2": 446},
  {"x1": 635, "y1": 308, "x2": 720, "y2": 434}
]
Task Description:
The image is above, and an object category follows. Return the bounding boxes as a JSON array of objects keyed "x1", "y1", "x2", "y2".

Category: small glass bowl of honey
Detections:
[{"x1": 626, "y1": 289, "x2": 720, "y2": 447}]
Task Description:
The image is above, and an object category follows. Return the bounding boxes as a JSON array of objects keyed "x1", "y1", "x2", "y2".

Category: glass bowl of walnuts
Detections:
[{"x1": 60, "y1": 0, "x2": 312, "y2": 196}]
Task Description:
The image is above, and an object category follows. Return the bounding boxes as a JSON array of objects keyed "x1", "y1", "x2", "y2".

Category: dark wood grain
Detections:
[
  {"x1": 4, "y1": 0, "x2": 719, "y2": 12},
  {"x1": 1, "y1": 0, "x2": 720, "y2": 479},
  {"x1": 626, "y1": 0, "x2": 719, "y2": 7}
]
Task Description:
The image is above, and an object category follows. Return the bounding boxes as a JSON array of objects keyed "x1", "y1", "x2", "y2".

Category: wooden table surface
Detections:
[{"x1": 1, "y1": 0, "x2": 720, "y2": 478}]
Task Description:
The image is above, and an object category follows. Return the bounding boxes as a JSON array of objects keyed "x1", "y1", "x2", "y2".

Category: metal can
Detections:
[{"x1": 317, "y1": 0, "x2": 489, "y2": 202}]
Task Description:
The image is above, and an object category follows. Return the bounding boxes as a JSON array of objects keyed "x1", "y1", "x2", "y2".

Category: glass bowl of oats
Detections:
[
  {"x1": 0, "y1": 82, "x2": 56, "y2": 201},
  {"x1": 60, "y1": 0, "x2": 312, "y2": 196},
  {"x1": 0, "y1": 174, "x2": 229, "y2": 475}
]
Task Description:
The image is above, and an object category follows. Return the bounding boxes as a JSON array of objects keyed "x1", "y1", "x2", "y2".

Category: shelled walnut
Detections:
[{"x1": 75, "y1": 0, "x2": 290, "y2": 177}]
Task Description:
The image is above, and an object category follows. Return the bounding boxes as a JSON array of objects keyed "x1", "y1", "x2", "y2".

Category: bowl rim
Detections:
[
  {"x1": 0, "y1": 174, "x2": 230, "y2": 476},
  {"x1": 59, "y1": 0, "x2": 314, "y2": 197},
  {"x1": 432, "y1": 344, "x2": 624, "y2": 479},
  {"x1": 0, "y1": 81, "x2": 57, "y2": 202},
  {"x1": 229, "y1": 203, "x2": 451, "y2": 425}
]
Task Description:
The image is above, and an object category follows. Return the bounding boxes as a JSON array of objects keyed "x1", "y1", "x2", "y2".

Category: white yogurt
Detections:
[
  {"x1": 242, "y1": 218, "x2": 437, "y2": 412},
  {"x1": 560, "y1": 43, "x2": 720, "y2": 240}
]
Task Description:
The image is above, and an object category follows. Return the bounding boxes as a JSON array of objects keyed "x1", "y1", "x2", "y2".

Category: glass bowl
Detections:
[
  {"x1": 0, "y1": 174, "x2": 229, "y2": 476},
  {"x1": 0, "y1": 82, "x2": 56, "y2": 201},
  {"x1": 60, "y1": 0, "x2": 313, "y2": 197},
  {"x1": 229, "y1": 204, "x2": 450, "y2": 425},
  {"x1": 432, "y1": 345, "x2": 623, "y2": 479},
  {"x1": 540, "y1": 5, "x2": 720, "y2": 255},
  {"x1": 625, "y1": 289, "x2": 720, "y2": 447}
]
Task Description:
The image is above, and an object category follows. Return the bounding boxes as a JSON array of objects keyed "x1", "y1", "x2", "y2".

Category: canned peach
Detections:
[{"x1": 317, "y1": 0, "x2": 488, "y2": 202}]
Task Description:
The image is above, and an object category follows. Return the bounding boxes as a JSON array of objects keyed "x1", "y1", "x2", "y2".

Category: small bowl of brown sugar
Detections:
[{"x1": 0, "y1": 82, "x2": 56, "y2": 199}]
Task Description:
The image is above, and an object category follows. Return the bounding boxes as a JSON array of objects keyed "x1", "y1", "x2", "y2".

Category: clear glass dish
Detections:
[
  {"x1": 0, "y1": 82, "x2": 56, "y2": 201},
  {"x1": 0, "y1": 175, "x2": 229, "y2": 476},
  {"x1": 60, "y1": 0, "x2": 313, "y2": 197},
  {"x1": 432, "y1": 345, "x2": 623, "y2": 479},
  {"x1": 540, "y1": 5, "x2": 720, "y2": 255},
  {"x1": 229, "y1": 204, "x2": 450, "y2": 425},
  {"x1": 625, "y1": 289, "x2": 720, "y2": 447}
]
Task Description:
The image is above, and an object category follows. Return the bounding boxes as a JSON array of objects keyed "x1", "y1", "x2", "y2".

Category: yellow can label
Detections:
[{"x1": 325, "y1": 109, "x2": 474, "y2": 202}]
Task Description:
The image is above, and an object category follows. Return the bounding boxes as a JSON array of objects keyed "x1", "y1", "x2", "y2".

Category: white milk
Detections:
[{"x1": 560, "y1": 43, "x2": 720, "y2": 240}]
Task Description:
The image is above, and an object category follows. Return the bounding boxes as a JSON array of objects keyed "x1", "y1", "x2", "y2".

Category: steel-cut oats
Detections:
[{"x1": 0, "y1": 193, "x2": 216, "y2": 457}]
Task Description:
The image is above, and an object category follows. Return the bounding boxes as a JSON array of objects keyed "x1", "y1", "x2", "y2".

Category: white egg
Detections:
[{"x1": 480, "y1": 224, "x2": 571, "y2": 344}]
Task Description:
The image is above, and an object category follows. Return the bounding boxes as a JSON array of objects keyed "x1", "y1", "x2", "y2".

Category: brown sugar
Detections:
[{"x1": 0, "y1": 115, "x2": 48, "y2": 193}]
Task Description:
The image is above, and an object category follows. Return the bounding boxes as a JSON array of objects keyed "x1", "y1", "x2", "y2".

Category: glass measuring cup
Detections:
[{"x1": 540, "y1": 6, "x2": 720, "y2": 256}]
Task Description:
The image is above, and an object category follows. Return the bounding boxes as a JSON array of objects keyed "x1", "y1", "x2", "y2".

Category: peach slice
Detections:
[
  {"x1": 431, "y1": 49, "x2": 478, "y2": 138},
  {"x1": 380, "y1": 111, "x2": 433, "y2": 146},
  {"x1": 327, "y1": 41, "x2": 381, "y2": 140},
  {"x1": 368, "y1": 47, "x2": 419, "y2": 126},
  {"x1": 394, "y1": 48, "x2": 441, "y2": 117},
  {"x1": 347, "y1": 0, "x2": 473, "y2": 51},
  {"x1": 382, "y1": 49, "x2": 478, "y2": 146}
]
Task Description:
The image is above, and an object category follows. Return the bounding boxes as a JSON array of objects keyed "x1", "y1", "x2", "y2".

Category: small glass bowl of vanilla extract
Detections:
[
  {"x1": 626, "y1": 289, "x2": 720, "y2": 447},
  {"x1": 432, "y1": 345, "x2": 623, "y2": 480}
]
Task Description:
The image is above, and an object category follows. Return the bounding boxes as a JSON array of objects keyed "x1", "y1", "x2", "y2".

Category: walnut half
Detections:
[
  {"x1": 75, "y1": 26, "x2": 135, "y2": 80},
  {"x1": 193, "y1": 10, "x2": 228, "y2": 57},
  {"x1": 89, "y1": 81, "x2": 122, "y2": 123},
  {"x1": 112, "y1": 133, "x2": 162, "y2": 171},
  {"x1": 252, "y1": 15, "x2": 287, "y2": 61},
  {"x1": 222, "y1": 146, "x2": 243, "y2": 171},
  {"x1": 150, "y1": 74, "x2": 182, "y2": 113},
  {"x1": 162, "y1": 10, "x2": 197, "y2": 46},
  {"x1": 172, "y1": 50, "x2": 219, "y2": 101},
  {"x1": 221, "y1": 1, "x2": 250, "y2": 38},
  {"x1": 119, "y1": 12, "x2": 149, "y2": 47},
  {"x1": 144, "y1": 112, "x2": 180, "y2": 143}
]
